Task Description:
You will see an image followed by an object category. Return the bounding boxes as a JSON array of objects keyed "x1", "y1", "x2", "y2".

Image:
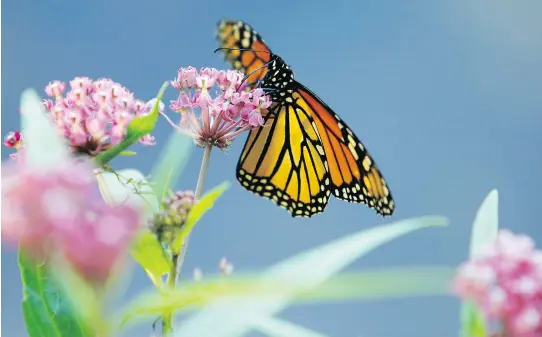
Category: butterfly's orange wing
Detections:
[
  {"x1": 294, "y1": 83, "x2": 395, "y2": 215},
  {"x1": 216, "y1": 20, "x2": 271, "y2": 89}
]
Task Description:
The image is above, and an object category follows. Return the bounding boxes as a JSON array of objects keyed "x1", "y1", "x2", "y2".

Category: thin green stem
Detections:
[
  {"x1": 161, "y1": 253, "x2": 179, "y2": 336},
  {"x1": 160, "y1": 143, "x2": 213, "y2": 336},
  {"x1": 177, "y1": 143, "x2": 212, "y2": 275},
  {"x1": 195, "y1": 143, "x2": 213, "y2": 199}
]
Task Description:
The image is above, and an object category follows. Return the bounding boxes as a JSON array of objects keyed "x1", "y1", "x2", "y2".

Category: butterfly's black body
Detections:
[{"x1": 259, "y1": 55, "x2": 296, "y2": 96}]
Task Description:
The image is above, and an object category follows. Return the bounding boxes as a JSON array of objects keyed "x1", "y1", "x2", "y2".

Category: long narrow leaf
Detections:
[
  {"x1": 174, "y1": 216, "x2": 447, "y2": 337},
  {"x1": 460, "y1": 189, "x2": 499, "y2": 337},
  {"x1": 166, "y1": 216, "x2": 447, "y2": 337},
  {"x1": 469, "y1": 189, "x2": 499, "y2": 256},
  {"x1": 20, "y1": 89, "x2": 70, "y2": 170},
  {"x1": 117, "y1": 265, "x2": 453, "y2": 328},
  {"x1": 172, "y1": 182, "x2": 230, "y2": 254}
]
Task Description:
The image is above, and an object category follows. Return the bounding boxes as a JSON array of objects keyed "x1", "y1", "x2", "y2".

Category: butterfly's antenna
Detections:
[
  {"x1": 237, "y1": 59, "x2": 275, "y2": 90},
  {"x1": 213, "y1": 47, "x2": 271, "y2": 55}
]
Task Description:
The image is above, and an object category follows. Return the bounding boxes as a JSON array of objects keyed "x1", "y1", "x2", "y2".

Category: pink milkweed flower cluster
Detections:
[
  {"x1": 454, "y1": 230, "x2": 542, "y2": 337},
  {"x1": 1, "y1": 156, "x2": 142, "y2": 285},
  {"x1": 165, "y1": 67, "x2": 271, "y2": 149},
  {"x1": 4, "y1": 77, "x2": 160, "y2": 158}
]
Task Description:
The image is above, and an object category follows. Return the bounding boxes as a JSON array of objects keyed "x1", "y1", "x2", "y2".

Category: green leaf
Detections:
[
  {"x1": 461, "y1": 302, "x2": 487, "y2": 337},
  {"x1": 19, "y1": 251, "x2": 91, "y2": 337},
  {"x1": 130, "y1": 230, "x2": 172, "y2": 288},
  {"x1": 149, "y1": 131, "x2": 193, "y2": 202},
  {"x1": 116, "y1": 216, "x2": 447, "y2": 335},
  {"x1": 172, "y1": 182, "x2": 230, "y2": 254},
  {"x1": 117, "y1": 266, "x2": 453, "y2": 329},
  {"x1": 254, "y1": 317, "x2": 330, "y2": 337},
  {"x1": 174, "y1": 216, "x2": 448, "y2": 337},
  {"x1": 119, "y1": 151, "x2": 137, "y2": 156},
  {"x1": 460, "y1": 189, "x2": 499, "y2": 337},
  {"x1": 94, "y1": 81, "x2": 169, "y2": 166},
  {"x1": 121, "y1": 217, "x2": 447, "y2": 337},
  {"x1": 19, "y1": 89, "x2": 71, "y2": 171},
  {"x1": 469, "y1": 189, "x2": 499, "y2": 257}
]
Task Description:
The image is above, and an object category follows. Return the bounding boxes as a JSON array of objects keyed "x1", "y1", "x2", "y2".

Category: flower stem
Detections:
[
  {"x1": 161, "y1": 253, "x2": 179, "y2": 336},
  {"x1": 195, "y1": 143, "x2": 212, "y2": 199},
  {"x1": 177, "y1": 143, "x2": 212, "y2": 271},
  {"x1": 160, "y1": 143, "x2": 213, "y2": 336}
]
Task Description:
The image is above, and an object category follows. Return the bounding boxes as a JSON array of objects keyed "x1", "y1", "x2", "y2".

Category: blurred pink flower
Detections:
[
  {"x1": 1, "y1": 155, "x2": 142, "y2": 285},
  {"x1": 453, "y1": 229, "x2": 542, "y2": 337},
  {"x1": 3, "y1": 77, "x2": 160, "y2": 159},
  {"x1": 165, "y1": 67, "x2": 270, "y2": 149},
  {"x1": 3, "y1": 131, "x2": 24, "y2": 160}
]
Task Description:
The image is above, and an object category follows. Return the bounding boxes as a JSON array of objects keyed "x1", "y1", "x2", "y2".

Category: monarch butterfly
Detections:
[{"x1": 216, "y1": 19, "x2": 395, "y2": 218}]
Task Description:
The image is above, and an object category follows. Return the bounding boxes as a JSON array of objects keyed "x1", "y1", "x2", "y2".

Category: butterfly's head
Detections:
[
  {"x1": 270, "y1": 54, "x2": 293, "y2": 74},
  {"x1": 261, "y1": 55, "x2": 295, "y2": 93}
]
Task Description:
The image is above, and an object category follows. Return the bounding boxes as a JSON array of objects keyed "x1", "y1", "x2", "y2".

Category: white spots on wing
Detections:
[{"x1": 362, "y1": 155, "x2": 372, "y2": 171}]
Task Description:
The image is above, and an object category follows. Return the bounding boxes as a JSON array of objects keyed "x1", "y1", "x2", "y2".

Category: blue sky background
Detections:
[{"x1": 2, "y1": 0, "x2": 541, "y2": 336}]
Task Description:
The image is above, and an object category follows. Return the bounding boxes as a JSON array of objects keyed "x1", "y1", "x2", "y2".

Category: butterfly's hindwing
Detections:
[{"x1": 237, "y1": 101, "x2": 331, "y2": 217}]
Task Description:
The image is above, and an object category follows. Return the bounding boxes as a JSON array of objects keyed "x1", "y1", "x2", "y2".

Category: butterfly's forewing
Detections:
[{"x1": 216, "y1": 20, "x2": 272, "y2": 89}]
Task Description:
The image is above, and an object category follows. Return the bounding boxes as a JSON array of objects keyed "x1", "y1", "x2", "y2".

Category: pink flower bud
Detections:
[{"x1": 45, "y1": 81, "x2": 66, "y2": 97}]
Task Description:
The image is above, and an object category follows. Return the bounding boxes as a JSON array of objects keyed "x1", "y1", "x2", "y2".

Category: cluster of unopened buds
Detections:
[
  {"x1": 4, "y1": 77, "x2": 159, "y2": 158},
  {"x1": 165, "y1": 67, "x2": 272, "y2": 149},
  {"x1": 151, "y1": 190, "x2": 197, "y2": 246},
  {"x1": 454, "y1": 230, "x2": 542, "y2": 337}
]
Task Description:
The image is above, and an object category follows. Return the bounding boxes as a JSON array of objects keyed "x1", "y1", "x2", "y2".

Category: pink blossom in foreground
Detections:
[
  {"x1": 164, "y1": 67, "x2": 271, "y2": 149},
  {"x1": 1, "y1": 155, "x2": 142, "y2": 285},
  {"x1": 4, "y1": 77, "x2": 160, "y2": 159},
  {"x1": 453, "y1": 230, "x2": 542, "y2": 337}
]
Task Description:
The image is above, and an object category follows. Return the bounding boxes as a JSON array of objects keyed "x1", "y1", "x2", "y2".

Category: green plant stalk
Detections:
[
  {"x1": 179, "y1": 143, "x2": 213, "y2": 272},
  {"x1": 161, "y1": 253, "x2": 178, "y2": 336},
  {"x1": 161, "y1": 143, "x2": 213, "y2": 336}
]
